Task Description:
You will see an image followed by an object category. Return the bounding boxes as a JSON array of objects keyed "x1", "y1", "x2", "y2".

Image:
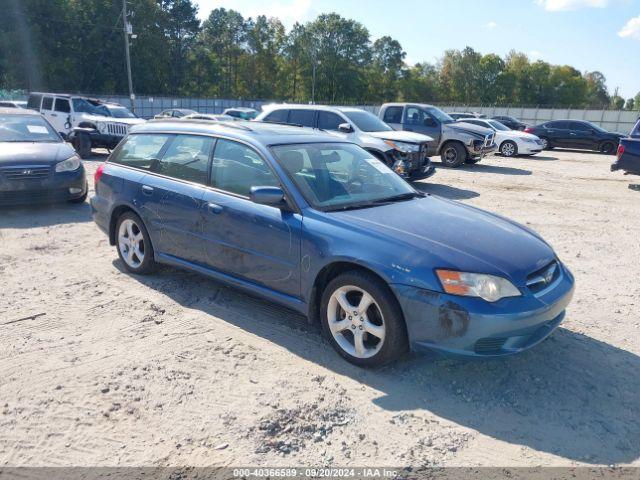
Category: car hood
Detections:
[
  {"x1": 445, "y1": 122, "x2": 493, "y2": 138},
  {"x1": 0, "y1": 142, "x2": 76, "y2": 166},
  {"x1": 507, "y1": 130, "x2": 540, "y2": 140},
  {"x1": 81, "y1": 114, "x2": 146, "y2": 125},
  {"x1": 329, "y1": 196, "x2": 556, "y2": 286},
  {"x1": 367, "y1": 130, "x2": 433, "y2": 143}
]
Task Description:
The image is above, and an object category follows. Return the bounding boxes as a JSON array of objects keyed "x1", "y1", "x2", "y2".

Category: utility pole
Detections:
[{"x1": 122, "y1": 0, "x2": 135, "y2": 114}]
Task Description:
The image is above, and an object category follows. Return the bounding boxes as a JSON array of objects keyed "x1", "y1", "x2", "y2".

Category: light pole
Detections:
[{"x1": 122, "y1": 0, "x2": 135, "y2": 114}]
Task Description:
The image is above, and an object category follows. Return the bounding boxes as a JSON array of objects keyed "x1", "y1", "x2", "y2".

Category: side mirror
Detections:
[
  {"x1": 424, "y1": 118, "x2": 437, "y2": 127},
  {"x1": 338, "y1": 123, "x2": 354, "y2": 133},
  {"x1": 250, "y1": 186, "x2": 286, "y2": 207}
]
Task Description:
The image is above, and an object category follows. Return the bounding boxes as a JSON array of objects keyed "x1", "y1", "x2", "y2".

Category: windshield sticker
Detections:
[
  {"x1": 27, "y1": 125, "x2": 48, "y2": 134},
  {"x1": 365, "y1": 158, "x2": 391, "y2": 173}
]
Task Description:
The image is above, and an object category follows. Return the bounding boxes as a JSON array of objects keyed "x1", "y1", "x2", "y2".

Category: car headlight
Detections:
[
  {"x1": 55, "y1": 155, "x2": 81, "y2": 173},
  {"x1": 522, "y1": 138, "x2": 537, "y2": 143},
  {"x1": 96, "y1": 122, "x2": 108, "y2": 134},
  {"x1": 383, "y1": 139, "x2": 420, "y2": 153},
  {"x1": 436, "y1": 269, "x2": 521, "y2": 302}
]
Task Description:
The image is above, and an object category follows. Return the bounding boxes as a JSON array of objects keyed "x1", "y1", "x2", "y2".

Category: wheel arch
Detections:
[
  {"x1": 108, "y1": 203, "x2": 143, "y2": 246},
  {"x1": 437, "y1": 139, "x2": 467, "y2": 156}
]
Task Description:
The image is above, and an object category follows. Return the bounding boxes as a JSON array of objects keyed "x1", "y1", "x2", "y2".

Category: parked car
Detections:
[
  {"x1": 0, "y1": 108, "x2": 87, "y2": 205},
  {"x1": 223, "y1": 107, "x2": 259, "y2": 120},
  {"x1": 524, "y1": 120, "x2": 624, "y2": 154},
  {"x1": 154, "y1": 109, "x2": 197, "y2": 119},
  {"x1": 611, "y1": 119, "x2": 640, "y2": 176},
  {"x1": 0, "y1": 100, "x2": 28, "y2": 109},
  {"x1": 379, "y1": 103, "x2": 496, "y2": 167},
  {"x1": 491, "y1": 115, "x2": 527, "y2": 131},
  {"x1": 91, "y1": 120, "x2": 575, "y2": 366},
  {"x1": 256, "y1": 104, "x2": 435, "y2": 180},
  {"x1": 183, "y1": 113, "x2": 236, "y2": 122},
  {"x1": 457, "y1": 118, "x2": 543, "y2": 157},
  {"x1": 27, "y1": 93, "x2": 146, "y2": 159},
  {"x1": 448, "y1": 112, "x2": 486, "y2": 120}
]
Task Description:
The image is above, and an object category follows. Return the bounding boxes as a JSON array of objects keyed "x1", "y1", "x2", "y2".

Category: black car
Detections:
[
  {"x1": 525, "y1": 120, "x2": 624, "y2": 154},
  {"x1": 492, "y1": 115, "x2": 527, "y2": 131},
  {"x1": 0, "y1": 108, "x2": 87, "y2": 205}
]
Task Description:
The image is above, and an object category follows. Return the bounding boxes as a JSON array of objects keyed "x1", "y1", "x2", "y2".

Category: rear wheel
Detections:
[
  {"x1": 116, "y1": 212, "x2": 156, "y2": 274},
  {"x1": 539, "y1": 137, "x2": 552, "y2": 151},
  {"x1": 73, "y1": 132, "x2": 92, "y2": 159},
  {"x1": 440, "y1": 142, "x2": 467, "y2": 168},
  {"x1": 320, "y1": 270, "x2": 408, "y2": 367},
  {"x1": 600, "y1": 141, "x2": 616, "y2": 155},
  {"x1": 500, "y1": 140, "x2": 518, "y2": 157}
]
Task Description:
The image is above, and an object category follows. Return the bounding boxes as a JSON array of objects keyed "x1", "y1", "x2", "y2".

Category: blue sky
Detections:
[{"x1": 193, "y1": 0, "x2": 640, "y2": 99}]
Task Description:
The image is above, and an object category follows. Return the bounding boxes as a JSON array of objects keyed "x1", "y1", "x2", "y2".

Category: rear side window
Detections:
[
  {"x1": 570, "y1": 122, "x2": 590, "y2": 131},
  {"x1": 153, "y1": 135, "x2": 213, "y2": 184},
  {"x1": 318, "y1": 111, "x2": 344, "y2": 131},
  {"x1": 211, "y1": 139, "x2": 279, "y2": 197},
  {"x1": 27, "y1": 94, "x2": 42, "y2": 110},
  {"x1": 42, "y1": 97, "x2": 54, "y2": 110},
  {"x1": 383, "y1": 106, "x2": 403, "y2": 124},
  {"x1": 110, "y1": 134, "x2": 173, "y2": 170},
  {"x1": 54, "y1": 98, "x2": 71, "y2": 113},
  {"x1": 289, "y1": 109, "x2": 316, "y2": 127},
  {"x1": 264, "y1": 109, "x2": 288, "y2": 123}
]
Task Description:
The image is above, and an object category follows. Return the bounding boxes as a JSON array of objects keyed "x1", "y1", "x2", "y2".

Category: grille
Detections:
[
  {"x1": 0, "y1": 165, "x2": 51, "y2": 180},
  {"x1": 474, "y1": 337, "x2": 507, "y2": 354},
  {"x1": 526, "y1": 260, "x2": 560, "y2": 294},
  {"x1": 106, "y1": 123, "x2": 129, "y2": 136}
]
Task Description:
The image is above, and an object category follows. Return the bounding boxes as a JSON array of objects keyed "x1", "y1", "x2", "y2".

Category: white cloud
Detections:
[
  {"x1": 618, "y1": 15, "x2": 640, "y2": 40},
  {"x1": 529, "y1": 50, "x2": 543, "y2": 59},
  {"x1": 194, "y1": 0, "x2": 315, "y2": 28},
  {"x1": 485, "y1": 21, "x2": 498, "y2": 28},
  {"x1": 535, "y1": 0, "x2": 609, "y2": 11}
]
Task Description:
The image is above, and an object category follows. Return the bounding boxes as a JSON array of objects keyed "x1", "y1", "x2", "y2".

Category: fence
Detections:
[{"x1": 8, "y1": 92, "x2": 640, "y2": 133}]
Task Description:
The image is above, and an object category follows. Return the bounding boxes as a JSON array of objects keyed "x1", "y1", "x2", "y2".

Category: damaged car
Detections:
[{"x1": 91, "y1": 120, "x2": 574, "y2": 367}]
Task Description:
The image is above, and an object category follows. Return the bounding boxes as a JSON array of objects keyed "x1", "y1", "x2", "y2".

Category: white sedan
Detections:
[{"x1": 459, "y1": 118, "x2": 543, "y2": 157}]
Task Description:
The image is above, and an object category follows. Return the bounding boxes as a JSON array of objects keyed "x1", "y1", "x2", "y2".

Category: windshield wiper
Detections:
[
  {"x1": 373, "y1": 192, "x2": 424, "y2": 204},
  {"x1": 324, "y1": 192, "x2": 423, "y2": 212}
]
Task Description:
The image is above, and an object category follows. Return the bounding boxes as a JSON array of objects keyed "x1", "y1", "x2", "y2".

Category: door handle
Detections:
[
  {"x1": 141, "y1": 185, "x2": 154, "y2": 196},
  {"x1": 206, "y1": 202, "x2": 223, "y2": 214}
]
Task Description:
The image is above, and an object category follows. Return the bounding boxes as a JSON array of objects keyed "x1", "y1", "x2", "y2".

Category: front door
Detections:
[
  {"x1": 51, "y1": 98, "x2": 72, "y2": 136},
  {"x1": 200, "y1": 138, "x2": 302, "y2": 298},
  {"x1": 404, "y1": 106, "x2": 441, "y2": 155}
]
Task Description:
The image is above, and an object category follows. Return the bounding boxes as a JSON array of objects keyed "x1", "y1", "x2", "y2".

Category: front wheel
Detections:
[
  {"x1": 500, "y1": 140, "x2": 518, "y2": 157},
  {"x1": 73, "y1": 132, "x2": 92, "y2": 159},
  {"x1": 539, "y1": 137, "x2": 552, "y2": 151},
  {"x1": 440, "y1": 142, "x2": 467, "y2": 168},
  {"x1": 116, "y1": 212, "x2": 156, "y2": 274},
  {"x1": 320, "y1": 270, "x2": 408, "y2": 367}
]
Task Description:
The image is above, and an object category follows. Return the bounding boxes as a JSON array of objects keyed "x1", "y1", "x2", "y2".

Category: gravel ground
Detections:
[{"x1": 1, "y1": 149, "x2": 638, "y2": 469}]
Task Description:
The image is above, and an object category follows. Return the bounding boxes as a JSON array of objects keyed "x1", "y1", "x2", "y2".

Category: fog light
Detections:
[{"x1": 69, "y1": 187, "x2": 83, "y2": 194}]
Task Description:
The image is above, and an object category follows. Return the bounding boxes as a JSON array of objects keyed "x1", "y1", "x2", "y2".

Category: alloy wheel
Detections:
[
  {"x1": 327, "y1": 285, "x2": 386, "y2": 359},
  {"x1": 118, "y1": 218, "x2": 145, "y2": 268},
  {"x1": 501, "y1": 142, "x2": 516, "y2": 157}
]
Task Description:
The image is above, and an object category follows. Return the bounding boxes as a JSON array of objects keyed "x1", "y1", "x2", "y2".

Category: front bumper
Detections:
[
  {"x1": 519, "y1": 143, "x2": 543, "y2": 155},
  {"x1": 391, "y1": 263, "x2": 575, "y2": 358},
  {"x1": 467, "y1": 143, "x2": 497, "y2": 159},
  {"x1": 0, "y1": 166, "x2": 87, "y2": 206}
]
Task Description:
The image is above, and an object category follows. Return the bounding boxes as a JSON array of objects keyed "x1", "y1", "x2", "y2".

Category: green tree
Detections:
[
  {"x1": 625, "y1": 98, "x2": 635, "y2": 110},
  {"x1": 366, "y1": 36, "x2": 405, "y2": 102},
  {"x1": 611, "y1": 95, "x2": 625, "y2": 110}
]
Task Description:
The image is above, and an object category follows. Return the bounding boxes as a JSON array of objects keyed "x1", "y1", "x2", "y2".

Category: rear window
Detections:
[
  {"x1": 110, "y1": 134, "x2": 173, "y2": 170},
  {"x1": 27, "y1": 94, "x2": 42, "y2": 110},
  {"x1": 264, "y1": 109, "x2": 289, "y2": 123},
  {"x1": 631, "y1": 120, "x2": 640, "y2": 137},
  {"x1": 288, "y1": 109, "x2": 316, "y2": 128},
  {"x1": 383, "y1": 106, "x2": 403, "y2": 124}
]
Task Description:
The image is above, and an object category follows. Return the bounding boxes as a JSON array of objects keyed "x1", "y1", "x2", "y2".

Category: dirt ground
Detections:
[{"x1": 1, "y1": 149, "x2": 639, "y2": 469}]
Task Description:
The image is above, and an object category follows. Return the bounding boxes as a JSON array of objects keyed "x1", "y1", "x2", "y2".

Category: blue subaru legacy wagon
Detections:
[{"x1": 91, "y1": 119, "x2": 574, "y2": 367}]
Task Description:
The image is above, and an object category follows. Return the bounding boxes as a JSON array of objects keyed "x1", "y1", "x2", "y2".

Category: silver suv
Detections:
[
  {"x1": 379, "y1": 103, "x2": 497, "y2": 167},
  {"x1": 255, "y1": 104, "x2": 435, "y2": 180}
]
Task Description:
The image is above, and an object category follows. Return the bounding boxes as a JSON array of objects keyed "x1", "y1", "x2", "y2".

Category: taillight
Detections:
[
  {"x1": 617, "y1": 145, "x2": 625, "y2": 160},
  {"x1": 94, "y1": 163, "x2": 105, "y2": 189},
  {"x1": 524, "y1": 127, "x2": 533, "y2": 133}
]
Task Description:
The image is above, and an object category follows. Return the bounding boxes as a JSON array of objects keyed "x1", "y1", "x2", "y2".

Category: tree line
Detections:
[{"x1": 1, "y1": 0, "x2": 639, "y2": 109}]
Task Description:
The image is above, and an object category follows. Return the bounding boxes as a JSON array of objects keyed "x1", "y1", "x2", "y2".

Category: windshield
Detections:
[
  {"x1": 488, "y1": 120, "x2": 511, "y2": 131},
  {"x1": 0, "y1": 115, "x2": 60, "y2": 142},
  {"x1": 106, "y1": 106, "x2": 136, "y2": 118},
  {"x1": 341, "y1": 110, "x2": 393, "y2": 132},
  {"x1": 632, "y1": 120, "x2": 640, "y2": 137},
  {"x1": 272, "y1": 142, "x2": 417, "y2": 210},
  {"x1": 425, "y1": 107, "x2": 454, "y2": 124},
  {"x1": 72, "y1": 98, "x2": 105, "y2": 116}
]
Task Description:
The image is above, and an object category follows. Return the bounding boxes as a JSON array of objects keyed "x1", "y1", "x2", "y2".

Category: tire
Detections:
[
  {"x1": 440, "y1": 142, "x2": 467, "y2": 168},
  {"x1": 115, "y1": 211, "x2": 156, "y2": 275},
  {"x1": 68, "y1": 182, "x2": 88, "y2": 204},
  {"x1": 600, "y1": 141, "x2": 616, "y2": 155},
  {"x1": 539, "y1": 137, "x2": 552, "y2": 151},
  {"x1": 73, "y1": 132, "x2": 92, "y2": 159},
  {"x1": 500, "y1": 140, "x2": 518, "y2": 157},
  {"x1": 320, "y1": 270, "x2": 408, "y2": 367}
]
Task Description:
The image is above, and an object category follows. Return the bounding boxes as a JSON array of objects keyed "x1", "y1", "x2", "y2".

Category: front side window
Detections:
[
  {"x1": 54, "y1": 98, "x2": 71, "y2": 113},
  {"x1": 273, "y1": 142, "x2": 415, "y2": 210},
  {"x1": 318, "y1": 111, "x2": 344, "y2": 131},
  {"x1": 153, "y1": 135, "x2": 213, "y2": 184},
  {"x1": 425, "y1": 107, "x2": 454, "y2": 124},
  {"x1": 211, "y1": 139, "x2": 279, "y2": 196},
  {"x1": 110, "y1": 134, "x2": 172, "y2": 170},
  {"x1": 0, "y1": 114, "x2": 60, "y2": 143},
  {"x1": 27, "y1": 94, "x2": 42, "y2": 110},
  {"x1": 406, "y1": 107, "x2": 427, "y2": 125},
  {"x1": 288, "y1": 109, "x2": 316, "y2": 127}
]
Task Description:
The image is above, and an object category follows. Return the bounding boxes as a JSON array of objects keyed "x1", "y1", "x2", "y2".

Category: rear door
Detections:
[
  {"x1": 546, "y1": 121, "x2": 571, "y2": 147},
  {"x1": 200, "y1": 138, "x2": 302, "y2": 297}
]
